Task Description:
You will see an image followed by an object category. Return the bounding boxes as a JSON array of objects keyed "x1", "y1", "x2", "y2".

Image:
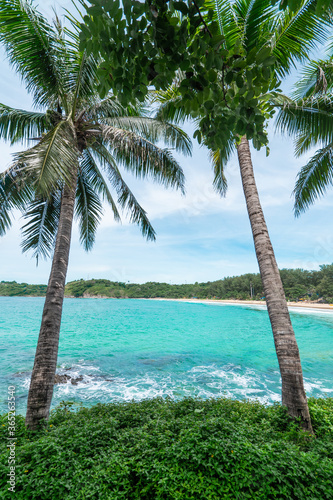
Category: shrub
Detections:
[{"x1": 0, "y1": 397, "x2": 332, "y2": 499}]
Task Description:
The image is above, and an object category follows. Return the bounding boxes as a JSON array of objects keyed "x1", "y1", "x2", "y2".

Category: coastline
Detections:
[
  {"x1": 2, "y1": 294, "x2": 333, "y2": 311},
  {"x1": 148, "y1": 297, "x2": 333, "y2": 311}
]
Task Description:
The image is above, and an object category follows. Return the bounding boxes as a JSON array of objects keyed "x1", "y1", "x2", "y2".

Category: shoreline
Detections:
[
  {"x1": 1, "y1": 295, "x2": 333, "y2": 311},
  {"x1": 148, "y1": 297, "x2": 333, "y2": 311}
]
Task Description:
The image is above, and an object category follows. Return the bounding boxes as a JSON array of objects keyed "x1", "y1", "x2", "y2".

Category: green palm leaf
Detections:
[
  {"x1": 152, "y1": 90, "x2": 188, "y2": 125},
  {"x1": 0, "y1": 0, "x2": 66, "y2": 107},
  {"x1": 208, "y1": 0, "x2": 328, "y2": 78},
  {"x1": 80, "y1": 148, "x2": 120, "y2": 221},
  {"x1": 276, "y1": 98, "x2": 333, "y2": 155},
  {"x1": 0, "y1": 104, "x2": 47, "y2": 144},
  {"x1": 0, "y1": 183, "x2": 11, "y2": 236},
  {"x1": 293, "y1": 143, "x2": 333, "y2": 215},
  {"x1": 85, "y1": 95, "x2": 140, "y2": 122},
  {"x1": 13, "y1": 119, "x2": 79, "y2": 196},
  {"x1": 292, "y1": 58, "x2": 333, "y2": 100},
  {"x1": 207, "y1": 0, "x2": 239, "y2": 49},
  {"x1": 91, "y1": 139, "x2": 156, "y2": 241},
  {"x1": 101, "y1": 125, "x2": 186, "y2": 194},
  {"x1": 271, "y1": 0, "x2": 329, "y2": 78},
  {"x1": 231, "y1": 0, "x2": 276, "y2": 51},
  {"x1": 208, "y1": 138, "x2": 235, "y2": 196},
  {"x1": 0, "y1": 0, "x2": 191, "y2": 255},
  {"x1": 76, "y1": 163, "x2": 103, "y2": 251},
  {"x1": 21, "y1": 191, "x2": 61, "y2": 262},
  {"x1": 61, "y1": 19, "x2": 99, "y2": 106},
  {"x1": 0, "y1": 166, "x2": 33, "y2": 235},
  {"x1": 104, "y1": 116, "x2": 192, "y2": 157}
]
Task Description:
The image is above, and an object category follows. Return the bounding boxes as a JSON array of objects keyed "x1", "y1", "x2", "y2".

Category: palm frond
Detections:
[
  {"x1": 232, "y1": 0, "x2": 276, "y2": 51},
  {"x1": 275, "y1": 97, "x2": 333, "y2": 155},
  {"x1": 89, "y1": 137, "x2": 119, "y2": 171},
  {"x1": 271, "y1": 0, "x2": 329, "y2": 78},
  {"x1": 75, "y1": 163, "x2": 103, "y2": 251},
  {"x1": 0, "y1": 0, "x2": 66, "y2": 107},
  {"x1": 74, "y1": 53, "x2": 98, "y2": 106},
  {"x1": 103, "y1": 116, "x2": 192, "y2": 157},
  {"x1": 292, "y1": 58, "x2": 333, "y2": 100},
  {"x1": 13, "y1": 119, "x2": 79, "y2": 196},
  {"x1": 86, "y1": 96, "x2": 143, "y2": 121},
  {"x1": 63, "y1": 16, "x2": 99, "y2": 115},
  {"x1": 293, "y1": 143, "x2": 333, "y2": 216},
  {"x1": 49, "y1": 8, "x2": 91, "y2": 103},
  {"x1": 100, "y1": 125, "x2": 185, "y2": 194},
  {"x1": 0, "y1": 104, "x2": 47, "y2": 144},
  {"x1": 70, "y1": 50, "x2": 88, "y2": 118},
  {"x1": 90, "y1": 139, "x2": 156, "y2": 241},
  {"x1": 293, "y1": 131, "x2": 316, "y2": 157},
  {"x1": 0, "y1": 180, "x2": 11, "y2": 236},
  {"x1": 208, "y1": 137, "x2": 235, "y2": 195},
  {"x1": 152, "y1": 90, "x2": 188, "y2": 124},
  {"x1": 20, "y1": 191, "x2": 61, "y2": 262},
  {"x1": 205, "y1": 0, "x2": 240, "y2": 49},
  {"x1": 0, "y1": 165, "x2": 33, "y2": 235},
  {"x1": 81, "y1": 148, "x2": 120, "y2": 221}
]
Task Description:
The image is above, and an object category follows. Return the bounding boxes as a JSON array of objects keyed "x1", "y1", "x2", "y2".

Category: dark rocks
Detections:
[
  {"x1": 54, "y1": 373, "x2": 85, "y2": 385},
  {"x1": 71, "y1": 375, "x2": 83, "y2": 385},
  {"x1": 54, "y1": 374, "x2": 71, "y2": 384}
]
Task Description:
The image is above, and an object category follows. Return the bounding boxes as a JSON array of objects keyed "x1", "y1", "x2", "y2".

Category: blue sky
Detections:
[{"x1": 0, "y1": 0, "x2": 333, "y2": 285}]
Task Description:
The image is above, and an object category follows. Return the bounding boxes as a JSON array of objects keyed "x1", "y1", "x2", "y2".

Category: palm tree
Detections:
[
  {"x1": 276, "y1": 56, "x2": 333, "y2": 215},
  {"x1": 0, "y1": 0, "x2": 191, "y2": 430},
  {"x1": 155, "y1": 0, "x2": 329, "y2": 431}
]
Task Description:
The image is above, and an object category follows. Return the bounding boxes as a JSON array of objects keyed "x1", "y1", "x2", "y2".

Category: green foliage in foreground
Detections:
[{"x1": 1, "y1": 397, "x2": 332, "y2": 499}]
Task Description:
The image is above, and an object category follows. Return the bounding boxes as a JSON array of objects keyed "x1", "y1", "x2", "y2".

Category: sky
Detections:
[{"x1": 0, "y1": 0, "x2": 333, "y2": 285}]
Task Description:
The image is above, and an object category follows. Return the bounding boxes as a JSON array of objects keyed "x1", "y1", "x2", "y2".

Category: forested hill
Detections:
[
  {"x1": 0, "y1": 281, "x2": 47, "y2": 297},
  {"x1": 1, "y1": 264, "x2": 333, "y2": 302}
]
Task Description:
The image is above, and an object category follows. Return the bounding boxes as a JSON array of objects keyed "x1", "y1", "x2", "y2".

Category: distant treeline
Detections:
[
  {"x1": 0, "y1": 281, "x2": 47, "y2": 297},
  {"x1": 64, "y1": 264, "x2": 333, "y2": 302},
  {"x1": 1, "y1": 264, "x2": 333, "y2": 302}
]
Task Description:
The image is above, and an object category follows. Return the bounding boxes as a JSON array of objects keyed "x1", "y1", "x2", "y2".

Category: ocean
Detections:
[{"x1": 1, "y1": 297, "x2": 332, "y2": 414}]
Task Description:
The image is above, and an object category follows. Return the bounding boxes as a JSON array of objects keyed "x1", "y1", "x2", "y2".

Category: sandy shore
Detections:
[{"x1": 149, "y1": 297, "x2": 333, "y2": 311}]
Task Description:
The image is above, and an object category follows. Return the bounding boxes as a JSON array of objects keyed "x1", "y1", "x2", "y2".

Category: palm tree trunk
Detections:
[
  {"x1": 237, "y1": 136, "x2": 313, "y2": 433},
  {"x1": 25, "y1": 172, "x2": 77, "y2": 430}
]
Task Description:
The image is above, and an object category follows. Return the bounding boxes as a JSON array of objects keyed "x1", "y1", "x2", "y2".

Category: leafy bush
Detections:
[{"x1": 1, "y1": 397, "x2": 332, "y2": 499}]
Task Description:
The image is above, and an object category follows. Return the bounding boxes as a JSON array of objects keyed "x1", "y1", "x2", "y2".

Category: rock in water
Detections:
[
  {"x1": 70, "y1": 375, "x2": 84, "y2": 385},
  {"x1": 54, "y1": 374, "x2": 71, "y2": 384},
  {"x1": 54, "y1": 374, "x2": 85, "y2": 385}
]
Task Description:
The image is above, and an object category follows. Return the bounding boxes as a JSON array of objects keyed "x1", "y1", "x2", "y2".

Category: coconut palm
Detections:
[
  {"x1": 155, "y1": 0, "x2": 329, "y2": 431},
  {"x1": 276, "y1": 56, "x2": 333, "y2": 215},
  {"x1": 0, "y1": 0, "x2": 191, "y2": 430}
]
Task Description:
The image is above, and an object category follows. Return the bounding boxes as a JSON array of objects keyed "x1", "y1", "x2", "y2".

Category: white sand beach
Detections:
[{"x1": 150, "y1": 297, "x2": 333, "y2": 311}]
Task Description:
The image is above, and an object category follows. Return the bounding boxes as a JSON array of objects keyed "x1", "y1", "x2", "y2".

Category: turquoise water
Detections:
[{"x1": 1, "y1": 297, "x2": 332, "y2": 414}]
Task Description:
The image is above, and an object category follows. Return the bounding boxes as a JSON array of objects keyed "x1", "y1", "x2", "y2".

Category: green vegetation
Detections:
[
  {"x1": 81, "y1": 0, "x2": 327, "y2": 155},
  {"x1": 0, "y1": 281, "x2": 47, "y2": 297},
  {"x1": 2, "y1": 263, "x2": 333, "y2": 302},
  {"x1": 1, "y1": 397, "x2": 332, "y2": 499},
  {"x1": 276, "y1": 57, "x2": 333, "y2": 216},
  {"x1": 65, "y1": 264, "x2": 333, "y2": 302}
]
